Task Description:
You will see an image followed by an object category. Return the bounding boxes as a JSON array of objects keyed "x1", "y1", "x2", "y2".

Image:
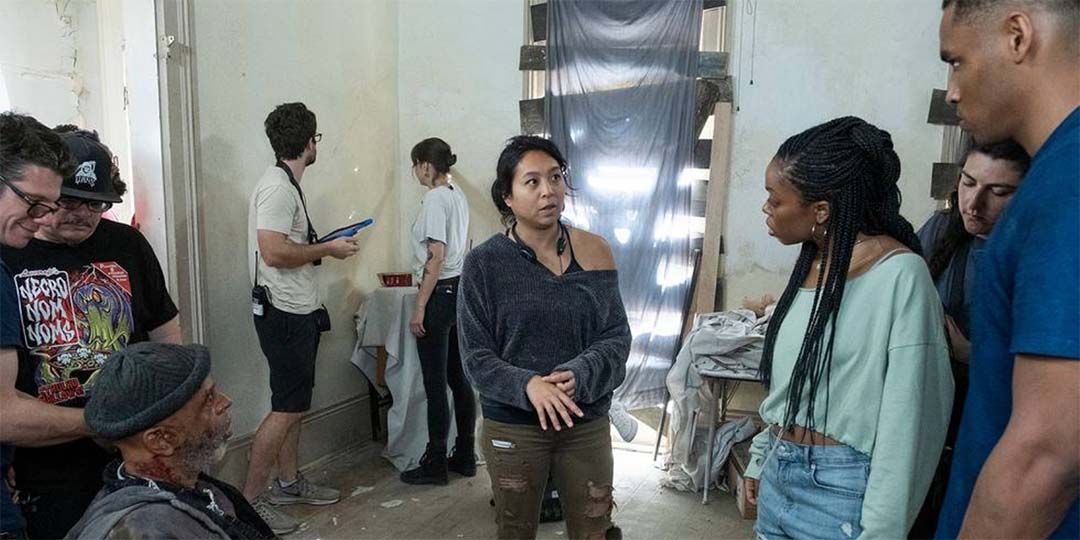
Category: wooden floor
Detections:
[{"x1": 281, "y1": 438, "x2": 754, "y2": 540}]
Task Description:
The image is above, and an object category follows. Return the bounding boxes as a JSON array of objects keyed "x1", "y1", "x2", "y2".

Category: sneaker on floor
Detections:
[
  {"x1": 608, "y1": 400, "x2": 638, "y2": 443},
  {"x1": 268, "y1": 472, "x2": 341, "y2": 506},
  {"x1": 252, "y1": 496, "x2": 300, "y2": 535}
]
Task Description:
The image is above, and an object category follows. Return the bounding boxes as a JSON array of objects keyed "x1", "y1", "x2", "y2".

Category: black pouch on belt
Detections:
[{"x1": 313, "y1": 305, "x2": 332, "y2": 332}]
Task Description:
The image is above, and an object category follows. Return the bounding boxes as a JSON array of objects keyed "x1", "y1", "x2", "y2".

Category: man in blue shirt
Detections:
[
  {"x1": 0, "y1": 113, "x2": 89, "y2": 538},
  {"x1": 938, "y1": 1, "x2": 1079, "y2": 538}
]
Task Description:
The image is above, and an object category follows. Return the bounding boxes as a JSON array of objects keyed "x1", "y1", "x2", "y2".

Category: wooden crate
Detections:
[{"x1": 728, "y1": 438, "x2": 757, "y2": 520}]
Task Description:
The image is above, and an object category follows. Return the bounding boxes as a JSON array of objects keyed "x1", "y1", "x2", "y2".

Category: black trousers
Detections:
[
  {"x1": 416, "y1": 278, "x2": 476, "y2": 452},
  {"x1": 20, "y1": 477, "x2": 101, "y2": 539}
]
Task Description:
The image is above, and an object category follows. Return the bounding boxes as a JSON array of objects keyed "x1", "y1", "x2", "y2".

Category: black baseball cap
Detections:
[{"x1": 59, "y1": 132, "x2": 122, "y2": 203}]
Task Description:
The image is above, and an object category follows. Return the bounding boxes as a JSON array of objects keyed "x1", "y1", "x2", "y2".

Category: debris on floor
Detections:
[
  {"x1": 380, "y1": 499, "x2": 405, "y2": 509},
  {"x1": 350, "y1": 485, "x2": 376, "y2": 497}
]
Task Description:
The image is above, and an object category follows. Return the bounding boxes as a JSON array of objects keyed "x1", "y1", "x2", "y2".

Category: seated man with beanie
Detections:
[{"x1": 66, "y1": 343, "x2": 275, "y2": 539}]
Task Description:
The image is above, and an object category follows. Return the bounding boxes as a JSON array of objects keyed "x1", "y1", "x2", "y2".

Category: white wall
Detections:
[
  {"x1": 722, "y1": 0, "x2": 947, "y2": 308},
  {"x1": 396, "y1": 0, "x2": 525, "y2": 265},
  {"x1": 0, "y1": 0, "x2": 102, "y2": 128},
  {"x1": 122, "y1": 0, "x2": 168, "y2": 274},
  {"x1": 191, "y1": 0, "x2": 401, "y2": 437}
]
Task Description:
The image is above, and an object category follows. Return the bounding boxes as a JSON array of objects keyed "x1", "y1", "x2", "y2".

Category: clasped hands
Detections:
[{"x1": 525, "y1": 370, "x2": 584, "y2": 431}]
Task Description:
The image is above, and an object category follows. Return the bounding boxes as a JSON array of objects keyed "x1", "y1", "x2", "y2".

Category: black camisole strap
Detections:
[{"x1": 561, "y1": 223, "x2": 584, "y2": 274}]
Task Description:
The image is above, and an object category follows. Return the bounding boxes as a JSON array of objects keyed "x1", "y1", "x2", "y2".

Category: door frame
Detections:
[{"x1": 155, "y1": 0, "x2": 206, "y2": 343}]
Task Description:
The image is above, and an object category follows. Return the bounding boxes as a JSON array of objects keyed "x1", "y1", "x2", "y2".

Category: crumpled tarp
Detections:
[{"x1": 662, "y1": 309, "x2": 769, "y2": 492}]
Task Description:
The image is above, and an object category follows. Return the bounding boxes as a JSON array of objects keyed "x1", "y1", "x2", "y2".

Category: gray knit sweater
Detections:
[{"x1": 457, "y1": 233, "x2": 631, "y2": 424}]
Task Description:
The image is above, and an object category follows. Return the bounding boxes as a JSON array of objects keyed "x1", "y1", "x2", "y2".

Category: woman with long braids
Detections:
[
  {"x1": 742, "y1": 117, "x2": 953, "y2": 538},
  {"x1": 908, "y1": 140, "x2": 1028, "y2": 537}
]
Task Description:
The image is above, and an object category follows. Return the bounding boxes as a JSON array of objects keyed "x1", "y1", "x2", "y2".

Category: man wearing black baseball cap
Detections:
[
  {"x1": 1, "y1": 129, "x2": 182, "y2": 538},
  {"x1": 66, "y1": 342, "x2": 275, "y2": 539}
]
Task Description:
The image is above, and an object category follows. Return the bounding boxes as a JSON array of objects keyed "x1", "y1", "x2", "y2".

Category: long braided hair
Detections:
[{"x1": 758, "y1": 116, "x2": 922, "y2": 434}]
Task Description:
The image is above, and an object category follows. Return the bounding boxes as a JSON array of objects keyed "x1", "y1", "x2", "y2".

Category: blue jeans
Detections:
[{"x1": 755, "y1": 435, "x2": 870, "y2": 540}]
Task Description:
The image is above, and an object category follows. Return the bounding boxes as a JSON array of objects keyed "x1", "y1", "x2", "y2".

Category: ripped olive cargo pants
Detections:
[{"x1": 482, "y1": 417, "x2": 618, "y2": 540}]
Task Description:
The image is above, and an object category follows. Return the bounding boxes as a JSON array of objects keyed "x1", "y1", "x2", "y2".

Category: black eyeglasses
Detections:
[
  {"x1": 312, "y1": 133, "x2": 323, "y2": 143},
  {"x1": 57, "y1": 197, "x2": 113, "y2": 213},
  {"x1": 0, "y1": 174, "x2": 58, "y2": 219}
]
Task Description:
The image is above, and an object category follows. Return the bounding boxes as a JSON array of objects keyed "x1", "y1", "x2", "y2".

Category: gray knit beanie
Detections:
[{"x1": 85, "y1": 342, "x2": 212, "y2": 440}]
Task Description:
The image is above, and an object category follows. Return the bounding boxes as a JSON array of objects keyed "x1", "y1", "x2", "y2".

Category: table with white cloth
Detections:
[{"x1": 350, "y1": 286, "x2": 473, "y2": 471}]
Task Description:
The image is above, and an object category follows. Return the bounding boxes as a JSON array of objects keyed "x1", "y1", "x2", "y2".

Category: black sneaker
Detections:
[
  {"x1": 400, "y1": 448, "x2": 448, "y2": 485},
  {"x1": 447, "y1": 446, "x2": 477, "y2": 477}
]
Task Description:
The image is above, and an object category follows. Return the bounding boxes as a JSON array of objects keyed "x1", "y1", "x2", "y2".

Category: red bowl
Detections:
[{"x1": 378, "y1": 273, "x2": 413, "y2": 287}]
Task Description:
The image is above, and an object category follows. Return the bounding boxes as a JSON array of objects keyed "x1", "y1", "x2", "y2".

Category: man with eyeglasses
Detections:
[
  {"x1": 242, "y1": 102, "x2": 357, "y2": 535},
  {"x1": 1, "y1": 129, "x2": 181, "y2": 539},
  {"x1": 0, "y1": 112, "x2": 91, "y2": 540}
]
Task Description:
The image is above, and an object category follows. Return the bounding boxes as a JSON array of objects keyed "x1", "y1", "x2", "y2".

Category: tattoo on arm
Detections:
[{"x1": 421, "y1": 243, "x2": 434, "y2": 281}]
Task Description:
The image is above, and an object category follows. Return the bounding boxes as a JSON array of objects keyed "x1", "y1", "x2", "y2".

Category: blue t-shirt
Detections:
[
  {"x1": 937, "y1": 108, "x2": 1080, "y2": 538},
  {"x1": 0, "y1": 259, "x2": 26, "y2": 534}
]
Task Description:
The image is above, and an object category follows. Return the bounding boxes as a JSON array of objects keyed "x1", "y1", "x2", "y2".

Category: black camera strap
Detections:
[{"x1": 275, "y1": 161, "x2": 318, "y2": 244}]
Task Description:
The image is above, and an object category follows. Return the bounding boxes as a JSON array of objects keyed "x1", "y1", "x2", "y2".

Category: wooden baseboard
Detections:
[{"x1": 212, "y1": 394, "x2": 372, "y2": 486}]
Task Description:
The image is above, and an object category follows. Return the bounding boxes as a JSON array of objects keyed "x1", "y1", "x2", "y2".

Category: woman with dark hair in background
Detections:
[
  {"x1": 918, "y1": 140, "x2": 1029, "y2": 363},
  {"x1": 399, "y1": 137, "x2": 476, "y2": 486},
  {"x1": 908, "y1": 139, "x2": 1029, "y2": 537},
  {"x1": 457, "y1": 135, "x2": 630, "y2": 539},
  {"x1": 742, "y1": 117, "x2": 953, "y2": 538}
]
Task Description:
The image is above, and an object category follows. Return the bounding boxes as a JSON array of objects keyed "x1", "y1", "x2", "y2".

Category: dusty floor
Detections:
[{"x1": 279, "y1": 433, "x2": 755, "y2": 540}]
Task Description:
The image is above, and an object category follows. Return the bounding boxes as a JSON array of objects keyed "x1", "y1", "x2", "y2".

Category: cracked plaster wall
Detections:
[{"x1": 1, "y1": 0, "x2": 103, "y2": 130}]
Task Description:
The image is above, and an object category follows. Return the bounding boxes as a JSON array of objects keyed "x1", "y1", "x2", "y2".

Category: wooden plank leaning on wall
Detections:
[{"x1": 685, "y1": 101, "x2": 734, "y2": 337}]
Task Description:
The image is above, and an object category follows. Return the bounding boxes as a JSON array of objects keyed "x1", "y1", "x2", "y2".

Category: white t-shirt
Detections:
[
  {"x1": 411, "y1": 183, "x2": 469, "y2": 281},
  {"x1": 247, "y1": 165, "x2": 320, "y2": 314}
]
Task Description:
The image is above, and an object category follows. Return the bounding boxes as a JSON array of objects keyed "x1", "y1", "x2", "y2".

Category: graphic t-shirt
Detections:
[
  {"x1": 1, "y1": 219, "x2": 179, "y2": 490},
  {"x1": 0, "y1": 260, "x2": 26, "y2": 534}
]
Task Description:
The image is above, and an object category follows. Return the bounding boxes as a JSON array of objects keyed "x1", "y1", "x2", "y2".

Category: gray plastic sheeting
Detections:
[{"x1": 545, "y1": 0, "x2": 703, "y2": 408}]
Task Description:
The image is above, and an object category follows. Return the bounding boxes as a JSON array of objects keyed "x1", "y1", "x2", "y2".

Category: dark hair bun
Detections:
[
  {"x1": 851, "y1": 122, "x2": 900, "y2": 185},
  {"x1": 411, "y1": 138, "x2": 455, "y2": 174}
]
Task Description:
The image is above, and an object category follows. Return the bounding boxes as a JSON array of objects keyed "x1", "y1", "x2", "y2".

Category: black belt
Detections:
[{"x1": 434, "y1": 276, "x2": 459, "y2": 295}]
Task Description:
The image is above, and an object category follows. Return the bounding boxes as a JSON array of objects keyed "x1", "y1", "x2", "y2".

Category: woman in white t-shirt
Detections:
[{"x1": 401, "y1": 137, "x2": 476, "y2": 486}]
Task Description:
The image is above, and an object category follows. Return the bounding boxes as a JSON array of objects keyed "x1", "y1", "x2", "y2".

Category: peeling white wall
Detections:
[
  {"x1": 0, "y1": 0, "x2": 102, "y2": 129},
  {"x1": 191, "y1": 0, "x2": 400, "y2": 437},
  {"x1": 396, "y1": 0, "x2": 524, "y2": 266},
  {"x1": 722, "y1": 0, "x2": 947, "y2": 309}
]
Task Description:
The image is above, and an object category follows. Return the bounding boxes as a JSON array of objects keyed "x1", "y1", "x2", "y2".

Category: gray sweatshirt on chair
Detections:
[{"x1": 456, "y1": 233, "x2": 632, "y2": 424}]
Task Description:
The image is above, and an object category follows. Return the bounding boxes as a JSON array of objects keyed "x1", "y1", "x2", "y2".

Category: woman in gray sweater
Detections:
[{"x1": 457, "y1": 136, "x2": 631, "y2": 540}]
